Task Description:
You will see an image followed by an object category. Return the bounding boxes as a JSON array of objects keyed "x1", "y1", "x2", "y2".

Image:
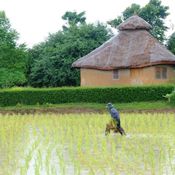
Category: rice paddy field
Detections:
[{"x1": 0, "y1": 113, "x2": 175, "y2": 175}]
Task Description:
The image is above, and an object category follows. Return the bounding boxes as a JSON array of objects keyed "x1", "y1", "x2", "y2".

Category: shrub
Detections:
[
  {"x1": 170, "y1": 93, "x2": 175, "y2": 105},
  {"x1": 164, "y1": 88, "x2": 175, "y2": 105},
  {"x1": 0, "y1": 85, "x2": 173, "y2": 107}
]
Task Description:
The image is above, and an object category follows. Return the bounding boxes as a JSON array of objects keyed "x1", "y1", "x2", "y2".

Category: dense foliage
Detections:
[
  {"x1": 108, "y1": 0, "x2": 169, "y2": 42},
  {"x1": 28, "y1": 11, "x2": 112, "y2": 87},
  {"x1": 0, "y1": 11, "x2": 28, "y2": 88},
  {"x1": 170, "y1": 93, "x2": 175, "y2": 105},
  {"x1": 0, "y1": 85, "x2": 173, "y2": 106},
  {"x1": 167, "y1": 32, "x2": 175, "y2": 54}
]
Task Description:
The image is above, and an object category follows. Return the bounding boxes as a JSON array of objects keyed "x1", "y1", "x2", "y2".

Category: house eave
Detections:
[{"x1": 72, "y1": 61, "x2": 175, "y2": 70}]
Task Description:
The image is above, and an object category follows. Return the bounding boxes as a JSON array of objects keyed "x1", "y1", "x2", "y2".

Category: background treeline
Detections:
[
  {"x1": 0, "y1": 0, "x2": 175, "y2": 88},
  {"x1": 0, "y1": 11, "x2": 28, "y2": 88}
]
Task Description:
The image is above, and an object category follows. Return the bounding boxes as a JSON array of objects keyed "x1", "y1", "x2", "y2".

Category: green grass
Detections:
[
  {"x1": 0, "y1": 113, "x2": 175, "y2": 175},
  {"x1": 0, "y1": 101, "x2": 173, "y2": 112}
]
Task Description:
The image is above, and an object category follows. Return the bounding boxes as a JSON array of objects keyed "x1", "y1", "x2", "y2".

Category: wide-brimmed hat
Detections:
[{"x1": 106, "y1": 103, "x2": 113, "y2": 108}]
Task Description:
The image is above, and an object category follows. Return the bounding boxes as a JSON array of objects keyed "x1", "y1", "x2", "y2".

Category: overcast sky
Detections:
[{"x1": 0, "y1": 0, "x2": 174, "y2": 47}]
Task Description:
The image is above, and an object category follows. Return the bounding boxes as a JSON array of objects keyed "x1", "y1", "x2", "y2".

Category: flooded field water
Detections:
[{"x1": 0, "y1": 113, "x2": 175, "y2": 175}]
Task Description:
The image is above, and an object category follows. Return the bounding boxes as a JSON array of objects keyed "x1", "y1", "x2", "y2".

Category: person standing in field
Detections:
[{"x1": 105, "y1": 103, "x2": 126, "y2": 135}]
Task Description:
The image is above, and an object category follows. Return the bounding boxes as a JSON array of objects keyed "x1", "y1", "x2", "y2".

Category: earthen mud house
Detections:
[{"x1": 72, "y1": 15, "x2": 175, "y2": 87}]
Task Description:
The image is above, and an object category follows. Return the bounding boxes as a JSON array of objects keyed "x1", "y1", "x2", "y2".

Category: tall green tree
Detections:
[
  {"x1": 29, "y1": 11, "x2": 112, "y2": 87},
  {"x1": 167, "y1": 32, "x2": 175, "y2": 54},
  {"x1": 0, "y1": 11, "x2": 28, "y2": 88},
  {"x1": 108, "y1": 0, "x2": 169, "y2": 42},
  {"x1": 62, "y1": 11, "x2": 86, "y2": 30}
]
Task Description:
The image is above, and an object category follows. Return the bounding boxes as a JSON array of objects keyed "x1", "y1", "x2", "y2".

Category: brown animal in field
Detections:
[{"x1": 105, "y1": 120, "x2": 126, "y2": 136}]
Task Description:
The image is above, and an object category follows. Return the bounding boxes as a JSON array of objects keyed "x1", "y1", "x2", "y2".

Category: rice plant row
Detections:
[{"x1": 0, "y1": 113, "x2": 175, "y2": 175}]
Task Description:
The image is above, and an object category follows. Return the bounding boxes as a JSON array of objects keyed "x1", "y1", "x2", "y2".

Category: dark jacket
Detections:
[{"x1": 108, "y1": 107, "x2": 120, "y2": 127}]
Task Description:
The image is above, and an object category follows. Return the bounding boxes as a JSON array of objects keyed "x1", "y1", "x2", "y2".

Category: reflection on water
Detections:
[{"x1": 0, "y1": 113, "x2": 175, "y2": 175}]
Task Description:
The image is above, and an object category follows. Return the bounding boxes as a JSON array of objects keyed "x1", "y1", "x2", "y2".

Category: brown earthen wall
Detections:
[{"x1": 80, "y1": 65, "x2": 175, "y2": 86}]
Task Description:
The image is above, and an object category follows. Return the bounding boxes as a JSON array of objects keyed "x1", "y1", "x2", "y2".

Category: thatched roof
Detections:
[
  {"x1": 118, "y1": 15, "x2": 151, "y2": 30},
  {"x1": 72, "y1": 15, "x2": 175, "y2": 70}
]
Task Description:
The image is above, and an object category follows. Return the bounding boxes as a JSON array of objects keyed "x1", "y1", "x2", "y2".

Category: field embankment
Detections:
[{"x1": 0, "y1": 101, "x2": 174, "y2": 114}]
